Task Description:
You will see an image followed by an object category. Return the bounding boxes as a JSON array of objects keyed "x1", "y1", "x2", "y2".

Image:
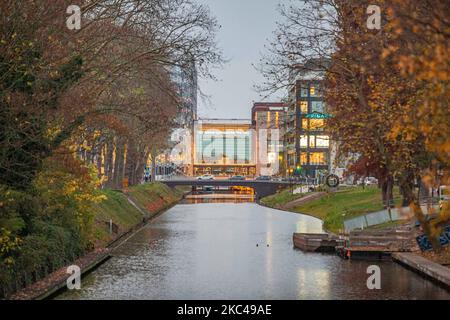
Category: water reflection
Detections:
[
  {"x1": 57, "y1": 201, "x2": 450, "y2": 300},
  {"x1": 183, "y1": 190, "x2": 255, "y2": 204}
]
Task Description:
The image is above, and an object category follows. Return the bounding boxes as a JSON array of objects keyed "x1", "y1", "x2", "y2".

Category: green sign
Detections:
[{"x1": 305, "y1": 113, "x2": 332, "y2": 119}]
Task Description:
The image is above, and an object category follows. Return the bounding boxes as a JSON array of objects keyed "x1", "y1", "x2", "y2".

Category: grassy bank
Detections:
[
  {"x1": 262, "y1": 186, "x2": 400, "y2": 233},
  {"x1": 93, "y1": 183, "x2": 185, "y2": 246},
  {"x1": 260, "y1": 186, "x2": 307, "y2": 208}
]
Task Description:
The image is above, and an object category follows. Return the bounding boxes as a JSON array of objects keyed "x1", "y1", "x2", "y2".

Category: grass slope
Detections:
[
  {"x1": 292, "y1": 186, "x2": 400, "y2": 233},
  {"x1": 260, "y1": 186, "x2": 307, "y2": 208},
  {"x1": 92, "y1": 183, "x2": 184, "y2": 246}
]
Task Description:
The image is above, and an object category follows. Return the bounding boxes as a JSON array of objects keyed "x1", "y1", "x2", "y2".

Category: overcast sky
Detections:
[{"x1": 197, "y1": 0, "x2": 285, "y2": 119}]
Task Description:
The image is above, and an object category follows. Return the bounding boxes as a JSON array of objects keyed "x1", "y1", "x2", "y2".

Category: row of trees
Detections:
[
  {"x1": 0, "y1": 0, "x2": 222, "y2": 296},
  {"x1": 1, "y1": 0, "x2": 222, "y2": 190},
  {"x1": 259, "y1": 0, "x2": 449, "y2": 248}
]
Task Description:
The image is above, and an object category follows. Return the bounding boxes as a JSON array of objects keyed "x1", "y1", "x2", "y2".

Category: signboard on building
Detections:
[
  {"x1": 305, "y1": 112, "x2": 332, "y2": 119},
  {"x1": 268, "y1": 107, "x2": 285, "y2": 111}
]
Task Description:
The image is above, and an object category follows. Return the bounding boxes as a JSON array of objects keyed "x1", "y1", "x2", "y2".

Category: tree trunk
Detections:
[
  {"x1": 381, "y1": 174, "x2": 394, "y2": 208},
  {"x1": 96, "y1": 143, "x2": 103, "y2": 179},
  {"x1": 113, "y1": 138, "x2": 125, "y2": 189},
  {"x1": 150, "y1": 148, "x2": 158, "y2": 182},
  {"x1": 133, "y1": 148, "x2": 149, "y2": 186},
  {"x1": 104, "y1": 137, "x2": 114, "y2": 188},
  {"x1": 125, "y1": 141, "x2": 137, "y2": 186},
  {"x1": 400, "y1": 171, "x2": 415, "y2": 207}
]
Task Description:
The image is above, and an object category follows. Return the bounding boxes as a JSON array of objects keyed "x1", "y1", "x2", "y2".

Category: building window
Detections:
[
  {"x1": 309, "y1": 136, "x2": 315, "y2": 148},
  {"x1": 310, "y1": 119, "x2": 325, "y2": 131},
  {"x1": 302, "y1": 119, "x2": 308, "y2": 130},
  {"x1": 299, "y1": 101, "x2": 308, "y2": 113},
  {"x1": 310, "y1": 152, "x2": 327, "y2": 165},
  {"x1": 300, "y1": 87, "x2": 309, "y2": 97},
  {"x1": 315, "y1": 135, "x2": 329, "y2": 148},
  {"x1": 310, "y1": 85, "x2": 320, "y2": 97},
  {"x1": 300, "y1": 135, "x2": 307, "y2": 147},
  {"x1": 311, "y1": 101, "x2": 324, "y2": 113},
  {"x1": 299, "y1": 153, "x2": 308, "y2": 165}
]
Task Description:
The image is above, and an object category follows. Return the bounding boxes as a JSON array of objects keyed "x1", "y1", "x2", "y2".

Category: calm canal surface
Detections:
[{"x1": 57, "y1": 202, "x2": 450, "y2": 300}]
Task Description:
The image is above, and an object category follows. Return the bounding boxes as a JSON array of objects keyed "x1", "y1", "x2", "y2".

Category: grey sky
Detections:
[{"x1": 197, "y1": 0, "x2": 284, "y2": 119}]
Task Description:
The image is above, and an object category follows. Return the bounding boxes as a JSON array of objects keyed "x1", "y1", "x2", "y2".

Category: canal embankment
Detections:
[
  {"x1": 8, "y1": 183, "x2": 186, "y2": 300},
  {"x1": 261, "y1": 185, "x2": 401, "y2": 234},
  {"x1": 261, "y1": 185, "x2": 450, "y2": 289},
  {"x1": 392, "y1": 252, "x2": 450, "y2": 290}
]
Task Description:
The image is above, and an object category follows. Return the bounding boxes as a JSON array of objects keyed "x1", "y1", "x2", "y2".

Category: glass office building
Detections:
[
  {"x1": 285, "y1": 59, "x2": 332, "y2": 178},
  {"x1": 193, "y1": 119, "x2": 256, "y2": 176},
  {"x1": 251, "y1": 102, "x2": 288, "y2": 176}
]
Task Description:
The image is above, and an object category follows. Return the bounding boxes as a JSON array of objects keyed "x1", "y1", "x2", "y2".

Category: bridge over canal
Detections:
[{"x1": 161, "y1": 179, "x2": 291, "y2": 200}]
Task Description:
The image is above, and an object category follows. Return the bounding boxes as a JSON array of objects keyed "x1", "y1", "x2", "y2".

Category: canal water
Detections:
[{"x1": 57, "y1": 201, "x2": 450, "y2": 300}]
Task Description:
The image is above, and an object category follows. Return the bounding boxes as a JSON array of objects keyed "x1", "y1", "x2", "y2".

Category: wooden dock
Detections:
[
  {"x1": 293, "y1": 233, "x2": 344, "y2": 252},
  {"x1": 293, "y1": 227, "x2": 418, "y2": 260},
  {"x1": 336, "y1": 228, "x2": 417, "y2": 260}
]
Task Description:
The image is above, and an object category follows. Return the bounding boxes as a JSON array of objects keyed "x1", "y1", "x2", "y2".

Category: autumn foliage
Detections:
[
  {"x1": 0, "y1": 0, "x2": 222, "y2": 297},
  {"x1": 260, "y1": 0, "x2": 449, "y2": 249}
]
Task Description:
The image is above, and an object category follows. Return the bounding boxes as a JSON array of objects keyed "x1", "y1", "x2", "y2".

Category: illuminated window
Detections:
[
  {"x1": 267, "y1": 111, "x2": 271, "y2": 127},
  {"x1": 316, "y1": 135, "x2": 329, "y2": 147},
  {"x1": 300, "y1": 153, "x2": 308, "y2": 165},
  {"x1": 310, "y1": 119, "x2": 324, "y2": 131},
  {"x1": 310, "y1": 152, "x2": 327, "y2": 165},
  {"x1": 298, "y1": 101, "x2": 308, "y2": 113},
  {"x1": 310, "y1": 85, "x2": 321, "y2": 97},
  {"x1": 302, "y1": 119, "x2": 308, "y2": 130},
  {"x1": 275, "y1": 112, "x2": 279, "y2": 127},
  {"x1": 300, "y1": 135, "x2": 307, "y2": 147},
  {"x1": 309, "y1": 136, "x2": 315, "y2": 148}
]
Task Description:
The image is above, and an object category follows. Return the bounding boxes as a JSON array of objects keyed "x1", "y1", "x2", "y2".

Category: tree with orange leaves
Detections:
[{"x1": 259, "y1": 0, "x2": 448, "y2": 249}]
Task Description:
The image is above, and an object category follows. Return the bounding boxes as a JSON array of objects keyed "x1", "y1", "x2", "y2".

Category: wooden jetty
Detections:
[
  {"x1": 293, "y1": 233, "x2": 344, "y2": 252},
  {"x1": 336, "y1": 228, "x2": 417, "y2": 260},
  {"x1": 293, "y1": 226, "x2": 417, "y2": 260}
]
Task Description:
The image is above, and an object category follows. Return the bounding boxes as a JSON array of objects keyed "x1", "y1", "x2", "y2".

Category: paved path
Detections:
[{"x1": 283, "y1": 192, "x2": 326, "y2": 210}]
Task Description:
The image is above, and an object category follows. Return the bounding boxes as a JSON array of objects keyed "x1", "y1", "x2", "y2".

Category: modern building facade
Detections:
[
  {"x1": 193, "y1": 119, "x2": 256, "y2": 177},
  {"x1": 165, "y1": 60, "x2": 198, "y2": 175},
  {"x1": 251, "y1": 102, "x2": 288, "y2": 176},
  {"x1": 285, "y1": 59, "x2": 332, "y2": 178},
  {"x1": 170, "y1": 60, "x2": 198, "y2": 128}
]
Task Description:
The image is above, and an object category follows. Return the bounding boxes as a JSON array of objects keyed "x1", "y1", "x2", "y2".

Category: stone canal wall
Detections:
[{"x1": 392, "y1": 252, "x2": 450, "y2": 290}]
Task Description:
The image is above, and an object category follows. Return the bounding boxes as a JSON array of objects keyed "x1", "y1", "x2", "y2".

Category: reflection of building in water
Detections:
[
  {"x1": 193, "y1": 119, "x2": 256, "y2": 177},
  {"x1": 251, "y1": 102, "x2": 288, "y2": 176}
]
